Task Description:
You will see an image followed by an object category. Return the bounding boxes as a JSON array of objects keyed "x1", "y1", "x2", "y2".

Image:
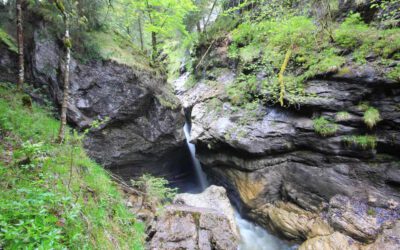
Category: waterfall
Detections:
[
  {"x1": 183, "y1": 122, "x2": 208, "y2": 190},
  {"x1": 182, "y1": 121, "x2": 293, "y2": 250}
]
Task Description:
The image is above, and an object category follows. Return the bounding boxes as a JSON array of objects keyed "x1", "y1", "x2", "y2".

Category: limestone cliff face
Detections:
[
  {"x1": 0, "y1": 24, "x2": 188, "y2": 180},
  {"x1": 179, "y1": 50, "x2": 400, "y2": 249},
  {"x1": 174, "y1": 6, "x2": 400, "y2": 249}
]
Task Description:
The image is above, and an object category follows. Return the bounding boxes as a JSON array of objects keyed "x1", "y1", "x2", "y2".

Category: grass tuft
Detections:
[
  {"x1": 343, "y1": 135, "x2": 377, "y2": 150},
  {"x1": 313, "y1": 117, "x2": 338, "y2": 136},
  {"x1": 364, "y1": 107, "x2": 381, "y2": 129}
]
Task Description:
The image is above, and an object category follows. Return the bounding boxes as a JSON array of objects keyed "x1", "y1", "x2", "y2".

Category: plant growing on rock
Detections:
[
  {"x1": 364, "y1": 107, "x2": 381, "y2": 129},
  {"x1": 335, "y1": 111, "x2": 351, "y2": 122},
  {"x1": 313, "y1": 117, "x2": 338, "y2": 136},
  {"x1": 387, "y1": 65, "x2": 400, "y2": 81},
  {"x1": 343, "y1": 135, "x2": 377, "y2": 150},
  {"x1": 131, "y1": 174, "x2": 177, "y2": 211}
]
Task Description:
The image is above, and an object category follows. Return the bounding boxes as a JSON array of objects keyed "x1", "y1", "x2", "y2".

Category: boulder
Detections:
[
  {"x1": 148, "y1": 205, "x2": 239, "y2": 250},
  {"x1": 299, "y1": 232, "x2": 361, "y2": 250},
  {"x1": 328, "y1": 195, "x2": 400, "y2": 243},
  {"x1": 174, "y1": 185, "x2": 239, "y2": 238},
  {"x1": 363, "y1": 221, "x2": 400, "y2": 250},
  {"x1": 249, "y1": 202, "x2": 333, "y2": 241}
]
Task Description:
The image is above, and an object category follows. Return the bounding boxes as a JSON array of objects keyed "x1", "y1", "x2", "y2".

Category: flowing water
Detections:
[
  {"x1": 183, "y1": 122, "x2": 293, "y2": 250},
  {"x1": 183, "y1": 123, "x2": 209, "y2": 190}
]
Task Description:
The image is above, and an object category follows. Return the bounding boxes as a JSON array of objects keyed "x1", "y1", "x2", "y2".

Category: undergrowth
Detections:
[
  {"x1": 0, "y1": 83, "x2": 145, "y2": 249},
  {"x1": 223, "y1": 11, "x2": 399, "y2": 107}
]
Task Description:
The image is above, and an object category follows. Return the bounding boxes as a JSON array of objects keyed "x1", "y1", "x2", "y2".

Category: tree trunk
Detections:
[
  {"x1": 151, "y1": 31, "x2": 157, "y2": 61},
  {"x1": 196, "y1": 21, "x2": 201, "y2": 33},
  {"x1": 138, "y1": 15, "x2": 144, "y2": 51},
  {"x1": 204, "y1": 0, "x2": 218, "y2": 33},
  {"x1": 16, "y1": 0, "x2": 24, "y2": 90},
  {"x1": 57, "y1": 3, "x2": 71, "y2": 143}
]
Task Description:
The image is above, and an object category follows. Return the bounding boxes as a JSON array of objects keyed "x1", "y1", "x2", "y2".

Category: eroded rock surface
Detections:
[
  {"x1": 148, "y1": 205, "x2": 238, "y2": 250},
  {"x1": 174, "y1": 185, "x2": 239, "y2": 238},
  {"x1": 0, "y1": 24, "x2": 188, "y2": 179},
  {"x1": 174, "y1": 17, "x2": 400, "y2": 250}
]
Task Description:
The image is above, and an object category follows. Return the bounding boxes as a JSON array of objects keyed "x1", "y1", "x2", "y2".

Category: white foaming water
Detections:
[
  {"x1": 183, "y1": 123, "x2": 208, "y2": 190},
  {"x1": 236, "y1": 212, "x2": 292, "y2": 250},
  {"x1": 184, "y1": 122, "x2": 292, "y2": 250}
]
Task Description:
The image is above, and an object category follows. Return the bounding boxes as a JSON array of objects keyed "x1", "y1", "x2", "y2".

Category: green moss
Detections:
[
  {"x1": 81, "y1": 31, "x2": 154, "y2": 72},
  {"x1": 335, "y1": 13, "x2": 400, "y2": 64},
  {"x1": 337, "y1": 67, "x2": 352, "y2": 76},
  {"x1": 227, "y1": 73, "x2": 259, "y2": 106},
  {"x1": 0, "y1": 27, "x2": 18, "y2": 53},
  {"x1": 156, "y1": 89, "x2": 180, "y2": 110},
  {"x1": 358, "y1": 102, "x2": 370, "y2": 111},
  {"x1": 367, "y1": 208, "x2": 376, "y2": 216},
  {"x1": 305, "y1": 48, "x2": 346, "y2": 78},
  {"x1": 0, "y1": 82, "x2": 145, "y2": 249},
  {"x1": 334, "y1": 13, "x2": 370, "y2": 49},
  {"x1": 363, "y1": 107, "x2": 381, "y2": 129},
  {"x1": 343, "y1": 135, "x2": 377, "y2": 150},
  {"x1": 313, "y1": 117, "x2": 338, "y2": 136},
  {"x1": 387, "y1": 65, "x2": 400, "y2": 82}
]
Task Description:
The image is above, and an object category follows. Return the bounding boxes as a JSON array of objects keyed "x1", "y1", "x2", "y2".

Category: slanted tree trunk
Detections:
[
  {"x1": 56, "y1": 0, "x2": 71, "y2": 143},
  {"x1": 196, "y1": 21, "x2": 201, "y2": 33},
  {"x1": 151, "y1": 31, "x2": 157, "y2": 61},
  {"x1": 16, "y1": 0, "x2": 24, "y2": 90},
  {"x1": 203, "y1": 0, "x2": 218, "y2": 33},
  {"x1": 138, "y1": 15, "x2": 144, "y2": 51}
]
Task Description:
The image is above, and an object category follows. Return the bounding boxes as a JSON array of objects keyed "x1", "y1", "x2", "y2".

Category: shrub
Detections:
[
  {"x1": 334, "y1": 13, "x2": 370, "y2": 48},
  {"x1": 364, "y1": 107, "x2": 381, "y2": 128},
  {"x1": 343, "y1": 135, "x2": 377, "y2": 149},
  {"x1": 131, "y1": 174, "x2": 177, "y2": 210},
  {"x1": 313, "y1": 117, "x2": 338, "y2": 136},
  {"x1": 334, "y1": 13, "x2": 400, "y2": 63}
]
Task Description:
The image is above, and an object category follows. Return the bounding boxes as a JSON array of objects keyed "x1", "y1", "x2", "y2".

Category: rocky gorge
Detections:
[
  {"x1": 1, "y1": 1, "x2": 400, "y2": 249},
  {"x1": 173, "y1": 7, "x2": 400, "y2": 250}
]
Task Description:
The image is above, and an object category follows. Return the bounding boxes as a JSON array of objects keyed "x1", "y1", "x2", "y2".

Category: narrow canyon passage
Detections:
[{"x1": 182, "y1": 116, "x2": 293, "y2": 250}]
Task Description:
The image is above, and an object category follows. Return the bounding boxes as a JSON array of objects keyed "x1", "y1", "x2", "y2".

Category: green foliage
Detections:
[
  {"x1": 132, "y1": 174, "x2": 177, "y2": 210},
  {"x1": 304, "y1": 48, "x2": 346, "y2": 78},
  {"x1": 227, "y1": 15, "x2": 346, "y2": 106},
  {"x1": 371, "y1": 0, "x2": 400, "y2": 27},
  {"x1": 313, "y1": 117, "x2": 338, "y2": 136},
  {"x1": 335, "y1": 111, "x2": 351, "y2": 121},
  {"x1": 227, "y1": 73, "x2": 259, "y2": 106},
  {"x1": 335, "y1": 13, "x2": 400, "y2": 63},
  {"x1": 82, "y1": 31, "x2": 153, "y2": 71},
  {"x1": 0, "y1": 83, "x2": 145, "y2": 249},
  {"x1": 364, "y1": 107, "x2": 381, "y2": 129},
  {"x1": 387, "y1": 65, "x2": 400, "y2": 81},
  {"x1": 343, "y1": 135, "x2": 377, "y2": 149},
  {"x1": 0, "y1": 27, "x2": 17, "y2": 53},
  {"x1": 334, "y1": 13, "x2": 369, "y2": 48}
]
